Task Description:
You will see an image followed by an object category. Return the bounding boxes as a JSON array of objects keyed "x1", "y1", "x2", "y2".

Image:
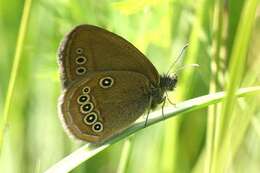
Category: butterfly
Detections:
[{"x1": 58, "y1": 25, "x2": 177, "y2": 143}]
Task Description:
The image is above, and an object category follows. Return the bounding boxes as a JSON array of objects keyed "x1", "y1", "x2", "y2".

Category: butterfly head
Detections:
[
  {"x1": 159, "y1": 74, "x2": 178, "y2": 92},
  {"x1": 149, "y1": 74, "x2": 177, "y2": 109}
]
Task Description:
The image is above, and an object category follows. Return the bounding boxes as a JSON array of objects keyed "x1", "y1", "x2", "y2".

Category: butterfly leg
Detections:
[
  {"x1": 144, "y1": 96, "x2": 153, "y2": 127},
  {"x1": 161, "y1": 97, "x2": 166, "y2": 119},
  {"x1": 166, "y1": 92, "x2": 177, "y2": 107}
]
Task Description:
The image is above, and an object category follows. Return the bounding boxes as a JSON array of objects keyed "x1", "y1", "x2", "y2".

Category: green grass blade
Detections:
[
  {"x1": 0, "y1": 0, "x2": 32, "y2": 153},
  {"x1": 205, "y1": 0, "x2": 225, "y2": 172},
  {"x1": 44, "y1": 86, "x2": 260, "y2": 173},
  {"x1": 212, "y1": 0, "x2": 259, "y2": 172},
  {"x1": 116, "y1": 140, "x2": 131, "y2": 173},
  {"x1": 252, "y1": 117, "x2": 260, "y2": 138},
  {"x1": 219, "y1": 0, "x2": 258, "y2": 143}
]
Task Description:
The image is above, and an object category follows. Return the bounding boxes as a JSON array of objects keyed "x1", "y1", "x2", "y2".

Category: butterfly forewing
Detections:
[{"x1": 58, "y1": 25, "x2": 159, "y2": 89}]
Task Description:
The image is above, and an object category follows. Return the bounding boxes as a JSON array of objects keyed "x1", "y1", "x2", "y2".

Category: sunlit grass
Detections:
[
  {"x1": 0, "y1": 0, "x2": 32, "y2": 153},
  {"x1": 44, "y1": 87, "x2": 260, "y2": 173}
]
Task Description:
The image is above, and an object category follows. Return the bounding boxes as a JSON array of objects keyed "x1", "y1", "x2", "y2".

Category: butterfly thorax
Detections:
[{"x1": 150, "y1": 74, "x2": 178, "y2": 109}]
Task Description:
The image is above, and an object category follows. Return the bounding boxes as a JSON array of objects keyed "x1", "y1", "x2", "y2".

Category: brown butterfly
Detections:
[{"x1": 58, "y1": 25, "x2": 177, "y2": 143}]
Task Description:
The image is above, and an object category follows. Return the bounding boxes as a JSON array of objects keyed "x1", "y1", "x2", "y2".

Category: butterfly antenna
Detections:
[
  {"x1": 166, "y1": 44, "x2": 189, "y2": 76},
  {"x1": 173, "y1": 64, "x2": 200, "y2": 74}
]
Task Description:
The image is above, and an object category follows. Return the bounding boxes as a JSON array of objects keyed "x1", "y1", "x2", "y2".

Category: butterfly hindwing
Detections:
[
  {"x1": 59, "y1": 71, "x2": 151, "y2": 143},
  {"x1": 58, "y1": 25, "x2": 159, "y2": 88}
]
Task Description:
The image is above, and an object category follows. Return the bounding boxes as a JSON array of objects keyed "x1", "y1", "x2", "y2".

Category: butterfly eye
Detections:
[
  {"x1": 76, "y1": 56, "x2": 87, "y2": 65},
  {"x1": 77, "y1": 94, "x2": 90, "y2": 104},
  {"x1": 82, "y1": 86, "x2": 91, "y2": 94},
  {"x1": 76, "y1": 67, "x2": 86, "y2": 75},
  {"x1": 92, "y1": 122, "x2": 103, "y2": 132},
  {"x1": 99, "y1": 77, "x2": 114, "y2": 88},
  {"x1": 75, "y1": 48, "x2": 84, "y2": 54},
  {"x1": 80, "y1": 102, "x2": 94, "y2": 114},
  {"x1": 83, "y1": 112, "x2": 97, "y2": 125}
]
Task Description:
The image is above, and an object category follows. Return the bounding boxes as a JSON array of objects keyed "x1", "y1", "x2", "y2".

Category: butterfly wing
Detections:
[
  {"x1": 58, "y1": 24, "x2": 159, "y2": 88},
  {"x1": 59, "y1": 71, "x2": 151, "y2": 143}
]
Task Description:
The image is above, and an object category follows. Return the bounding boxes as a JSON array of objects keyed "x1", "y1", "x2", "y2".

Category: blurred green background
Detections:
[{"x1": 0, "y1": 0, "x2": 259, "y2": 173}]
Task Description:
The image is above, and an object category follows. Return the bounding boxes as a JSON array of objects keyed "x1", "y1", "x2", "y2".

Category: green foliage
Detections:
[{"x1": 0, "y1": 0, "x2": 259, "y2": 173}]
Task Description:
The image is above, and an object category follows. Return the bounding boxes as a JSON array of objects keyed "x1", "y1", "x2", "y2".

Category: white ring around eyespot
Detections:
[
  {"x1": 92, "y1": 122, "x2": 103, "y2": 132},
  {"x1": 77, "y1": 94, "x2": 90, "y2": 104},
  {"x1": 80, "y1": 102, "x2": 94, "y2": 114},
  {"x1": 83, "y1": 112, "x2": 98, "y2": 125},
  {"x1": 82, "y1": 86, "x2": 91, "y2": 94},
  {"x1": 75, "y1": 48, "x2": 84, "y2": 54},
  {"x1": 75, "y1": 56, "x2": 87, "y2": 65},
  {"x1": 76, "y1": 67, "x2": 86, "y2": 75},
  {"x1": 99, "y1": 76, "x2": 114, "y2": 88}
]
